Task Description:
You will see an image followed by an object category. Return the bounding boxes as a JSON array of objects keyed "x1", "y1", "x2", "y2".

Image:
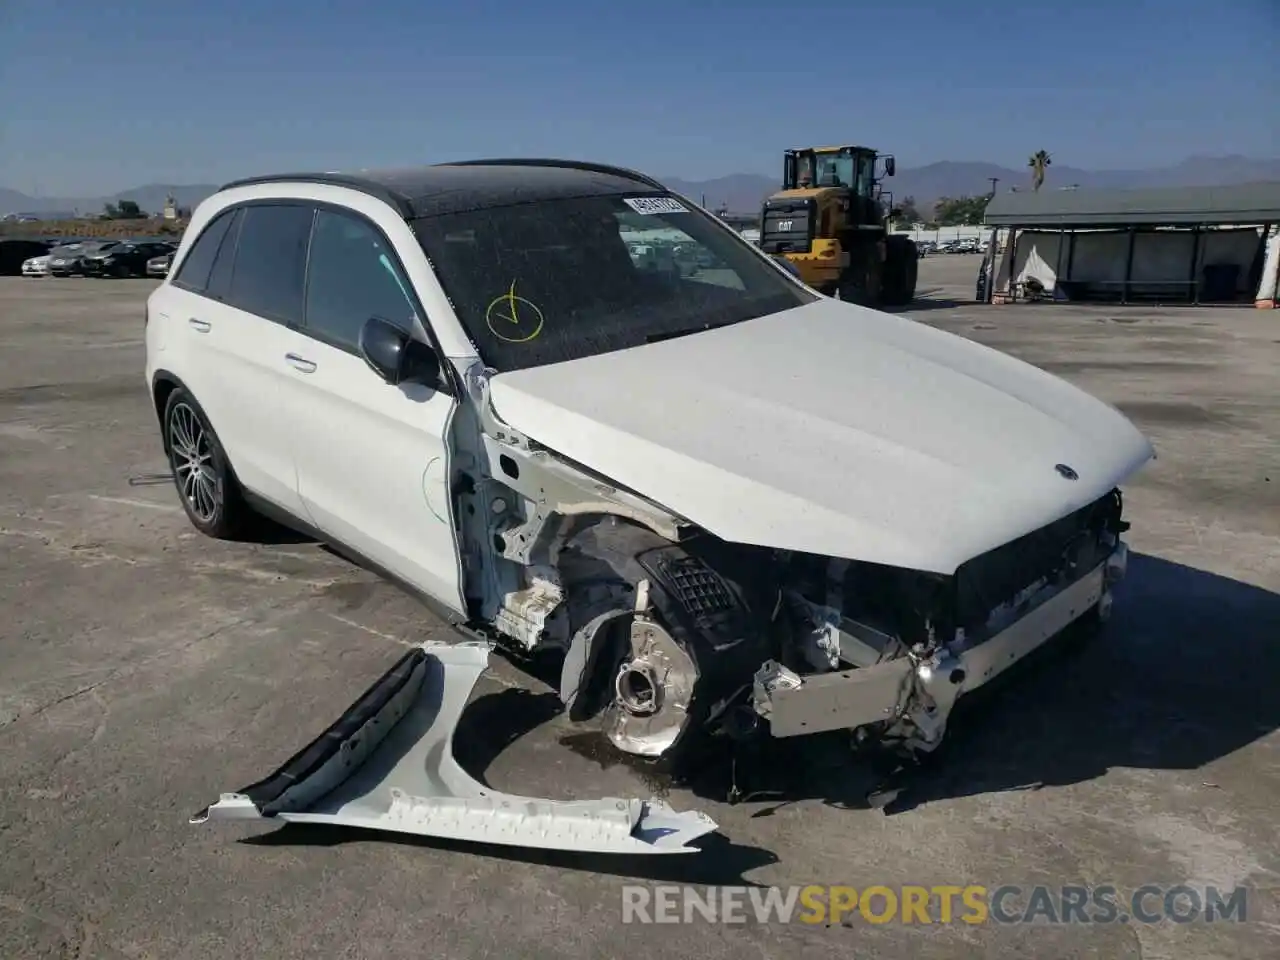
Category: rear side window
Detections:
[
  {"x1": 204, "y1": 209, "x2": 243, "y2": 301},
  {"x1": 226, "y1": 204, "x2": 314, "y2": 325},
  {"x1": 171, "y1": 210, "x2": 235, "y2": 292}
]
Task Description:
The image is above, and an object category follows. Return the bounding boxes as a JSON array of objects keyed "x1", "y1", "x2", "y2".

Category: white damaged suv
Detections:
[{"x1": 146, "y1": 159, "x2": 1152, "y2": 852}]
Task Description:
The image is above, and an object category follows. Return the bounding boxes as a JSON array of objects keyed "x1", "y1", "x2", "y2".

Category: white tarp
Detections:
[{"x1": 1011, "y1": 231, "x2": 1063, "y2": 288}]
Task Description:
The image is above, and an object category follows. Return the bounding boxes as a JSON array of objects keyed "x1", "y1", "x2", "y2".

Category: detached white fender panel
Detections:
[{"x1": 192, "y1": 642, "x2": 716, "y2": 855}]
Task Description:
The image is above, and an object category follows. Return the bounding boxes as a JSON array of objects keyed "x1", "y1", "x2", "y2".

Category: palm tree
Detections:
[{"x1": 1028, "y1": 150, "x2": 1052, "y2": 192}]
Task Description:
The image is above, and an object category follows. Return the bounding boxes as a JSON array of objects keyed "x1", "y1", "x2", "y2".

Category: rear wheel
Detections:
[{"x1": 162, "y1": 387, "x2": 251, "y2": 539}]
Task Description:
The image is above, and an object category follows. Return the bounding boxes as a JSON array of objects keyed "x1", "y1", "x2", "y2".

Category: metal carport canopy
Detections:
[{"x1": 984, "y1": 182, "x2": 1280, "y2": 228}]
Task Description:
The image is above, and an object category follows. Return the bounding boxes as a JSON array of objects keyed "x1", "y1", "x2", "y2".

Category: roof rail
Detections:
[
  {"x1": 215, "y1": 173, "x2": 416, "y2": 218},
  {"x1": 440, "y1": 158, "x2": 667, "y2": 190}
]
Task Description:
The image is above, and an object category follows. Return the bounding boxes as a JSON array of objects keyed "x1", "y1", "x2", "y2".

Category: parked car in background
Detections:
[
  {"x1": 48, "y1": 240, "x2": 114, "y2": 276},
  {"x1": 22, "y1": 253, "x2": 52, "y2": 276},
  {"x1": 146, "y1": 249, "x2": 175, "y2": 277},
  {"x1": 82, "y1": 240, "x2": 174, "y2": 277},
  {"x1": 1, "y1": 238, "x2": 54, "y2": 275}
]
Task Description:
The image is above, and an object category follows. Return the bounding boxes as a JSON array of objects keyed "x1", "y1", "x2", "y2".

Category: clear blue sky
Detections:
[{"x1": 1, "y1": 0, "x2": 1275, "y2": 196}]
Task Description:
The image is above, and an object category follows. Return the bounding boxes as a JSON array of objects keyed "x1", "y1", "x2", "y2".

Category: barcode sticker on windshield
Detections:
[{"x1": 623, "y1": 196, "x2": 689, "y2": 216}]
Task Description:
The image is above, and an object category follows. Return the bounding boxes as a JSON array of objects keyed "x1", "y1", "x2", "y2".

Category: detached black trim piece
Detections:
[{"x1": 239, "y1": 647, "x2": 428, "y2": 815}]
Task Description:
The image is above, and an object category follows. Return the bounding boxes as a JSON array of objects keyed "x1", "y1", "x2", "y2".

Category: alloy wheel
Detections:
[{"x1": 168, "y1": 403, "x2": 220, "y2": 522}]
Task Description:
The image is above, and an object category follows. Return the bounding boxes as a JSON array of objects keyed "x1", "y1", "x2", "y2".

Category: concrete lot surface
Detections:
[{"x1": 1, "y1": 260, "x2": 1278, "y2": 959}]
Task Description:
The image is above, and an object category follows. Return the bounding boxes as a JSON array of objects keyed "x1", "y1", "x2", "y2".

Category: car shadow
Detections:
[
  {"x1": 234, "y1": 515, "x2": 316, "y2": 545},
  {"x1": 890, "y1": 298, "x2": 967, "y2": 313},
  {"x1": 243, "y1": 821, "x2": 776, "y2": 884},
  {"x1": 127, "y1": 469, "x2": 316, "y2": 544},
  {"x1": 717, "y1": 553, "x2": 1280, "y2": 815}
]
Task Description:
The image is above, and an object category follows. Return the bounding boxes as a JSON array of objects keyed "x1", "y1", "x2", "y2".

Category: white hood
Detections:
[{"x1": 487, "y1": 298, "x2": 1154, "y2": 574}]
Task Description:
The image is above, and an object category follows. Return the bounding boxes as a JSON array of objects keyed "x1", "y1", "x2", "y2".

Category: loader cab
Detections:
[{"x1": 782, "y1": 146, "x2": 883, "y2": 204}]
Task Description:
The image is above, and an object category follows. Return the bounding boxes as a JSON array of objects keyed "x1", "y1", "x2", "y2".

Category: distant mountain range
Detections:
[
  {"x1": 0, "y1": 184, "x2": 217, "y2": 221},
  {"x1": 4, "y1": 156, "x2": 1278, "y2": 219},
  {"x1": 668, "y1": 155, "x2": 1280, "y2": 212}
]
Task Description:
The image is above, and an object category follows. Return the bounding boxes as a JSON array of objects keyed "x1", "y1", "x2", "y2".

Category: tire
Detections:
[
  {"x1": 881, "y1": 236, "x2": 919, "y2": 307},
  {"x1": 162, "y1": 387, "x2": 251, "y2": 539},
  {"x1": 836, "y1": 267, "x2": 871, "y2": 305}
]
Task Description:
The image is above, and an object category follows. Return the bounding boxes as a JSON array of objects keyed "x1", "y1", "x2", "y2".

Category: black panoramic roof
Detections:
[{"x1": 219, "y1": 158, "x2": 669, "y2": 219}]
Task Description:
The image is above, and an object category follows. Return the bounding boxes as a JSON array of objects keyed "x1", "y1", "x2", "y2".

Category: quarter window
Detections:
[
  {"x1": 304, "y1": 209, "x2": 417, "y2": 351},
  {"x1": 226, "y1": 204, "x2": 314, "y2": 325},
  {"x1": 171, "y1": 209, "x2": 236, "y2": 293},
  {"x1": 205, "y1": 209, "x2": 242, "y2": 301}
]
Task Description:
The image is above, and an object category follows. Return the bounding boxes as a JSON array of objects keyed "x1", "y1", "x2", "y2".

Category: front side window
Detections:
[
  {"x1": 814, "y1": 153, "x2": 852, "y2": 188},
  {"x1": 303, "y1": 209, "x2": 417, "y2": 351},
  {"x1": 414, "y1": 193, "x2": 812, "y2": 372},
  {"x1": 226, "y1": 204, "x2": 313, "y2": 325}
]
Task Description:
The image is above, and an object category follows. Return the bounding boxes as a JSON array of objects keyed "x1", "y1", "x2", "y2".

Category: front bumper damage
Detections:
[
  {"x1": 754, "y1": 543, "x2": 1128, "y2": 746},
  {"x1": 192, "y1": 641, "x2": 717, "y2": 855},
  {"x1": 195, "y1": 543, "x2": 1128, "y2": 855}
]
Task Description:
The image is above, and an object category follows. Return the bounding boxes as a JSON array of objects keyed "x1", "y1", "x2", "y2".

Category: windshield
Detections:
[
  {"x1": 811, "y1": 151, "x2": 875, "y2": 198},
  {"x1": 414, "y1": 193, "x2": 813, "y2": 372}
]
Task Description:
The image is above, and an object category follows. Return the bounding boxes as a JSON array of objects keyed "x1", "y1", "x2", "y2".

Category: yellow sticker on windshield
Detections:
[{"x1": 485, "y1": 280, "x2": 544, "y2": 343}]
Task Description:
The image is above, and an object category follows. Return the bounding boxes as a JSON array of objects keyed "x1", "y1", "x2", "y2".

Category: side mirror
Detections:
[
  {"x1": 884, "y1": 157, "x2": 896, "y2": 177},
  {"x1": 358, "y1": 317, "x2": 440, "y2": 387}
]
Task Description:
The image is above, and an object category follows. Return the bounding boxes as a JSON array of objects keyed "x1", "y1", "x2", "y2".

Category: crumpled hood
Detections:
[{"x1": 487, "y1": 297, "x2": 1154, "y2": 574}]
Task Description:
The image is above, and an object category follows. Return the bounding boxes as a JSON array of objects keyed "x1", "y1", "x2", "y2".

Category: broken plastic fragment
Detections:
[{"x1": 191, "y1": 641, "x2": 717, "y2": 855}]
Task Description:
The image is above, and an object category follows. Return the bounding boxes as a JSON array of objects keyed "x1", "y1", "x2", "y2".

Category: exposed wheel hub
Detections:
[{"x1": 605, "y1": 614, "x2": 698, "y2": 758}]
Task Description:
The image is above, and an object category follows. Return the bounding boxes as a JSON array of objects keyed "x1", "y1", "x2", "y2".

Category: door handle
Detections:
[
  {"x1": 285, "y1": 353, "x2": 317, "y2": 373},
  {"x1": 187, "y1": 317, "x2": 211, "y2": 332}
]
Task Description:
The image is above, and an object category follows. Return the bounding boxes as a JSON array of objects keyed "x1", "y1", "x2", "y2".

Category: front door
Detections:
[{"x1": 285, "y1": 207, "x2": 465, "y2": 615}]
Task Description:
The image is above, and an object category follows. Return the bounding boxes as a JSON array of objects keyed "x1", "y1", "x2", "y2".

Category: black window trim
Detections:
[
  {"x1": 203, "y1": 206, "x2": 244, "y2": 303},
  {"x1": 225, "y1": 200, "x2": 315, "y2": 328},
  {"x1": 297, "y1": 200, "x2": 456, "y2": 396},
  {"x1": 172, "y1": 196, "x2": 457, "y2": 397},
  {"x1": 169, "y1": 207, "x2": 238, "y2": 295},
  {"x1": 172, "y1": 200, "x2": 313, "y2": 327}
]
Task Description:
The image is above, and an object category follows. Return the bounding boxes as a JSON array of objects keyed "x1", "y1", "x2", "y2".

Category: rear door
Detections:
[
  {"x1": 170, "y1": 203, "x2": 313, "y2": 516},
  {"x1": 284, "y1": 206, "x2": 465, "y2": 614}
]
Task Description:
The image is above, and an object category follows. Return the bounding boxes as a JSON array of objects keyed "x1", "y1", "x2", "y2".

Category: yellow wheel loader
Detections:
[{"x1": 759, "y1": 145, "x2": 918, "y2": 306}]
